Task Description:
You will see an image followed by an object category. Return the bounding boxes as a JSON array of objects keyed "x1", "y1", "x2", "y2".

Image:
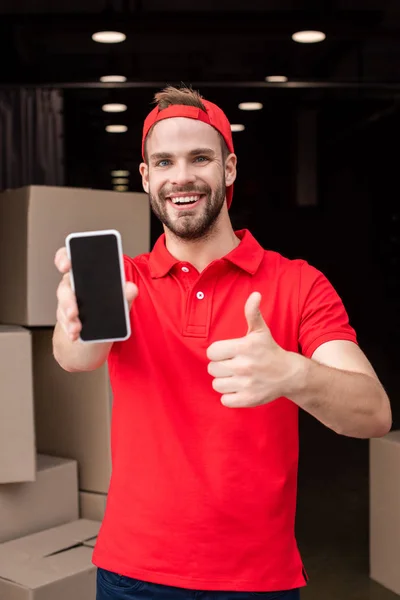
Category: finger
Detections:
[
  {"x1": 54, "y1": 247, "x2": 71, "y2": 274},
  {"x1": 57, "y1": 275, "x2": 79, "y2": 319},
  {"x1": 56, "y1": 306, "x2": 69, "y2": 335},
  {"x1": 56, "y1": 306, "x2": 81, "y2": 340},
  {"x1": 220, "y1": 393, "x2": 246, "y2": 408},
  {"x1": 56, "y1": 303, "x2": 80, "y2": 330},
  {"x1": 67, "y1": 320, "x2": 82, "y2": 341},
  {"x1": 245, "y1": 292, "x2": 267, "y2": 334},
  {"x1": 57, "y1": 274, "x2": 74, "y2": 305},
  {"x1": 125, "y1": 282, "x2": 139, "y2": 309},
  {"x1": 66, "y1": 319, "x2": 82, "y2": 341},
  {"x1": 207, "y1": 338, "x2": 243, "y2": 362},
  {"x1": 208, "y1": 359, "x2": 235, "y2": 378},
  {"x1": 212, "y1": 377, "x2": 240, "y2": 394}
]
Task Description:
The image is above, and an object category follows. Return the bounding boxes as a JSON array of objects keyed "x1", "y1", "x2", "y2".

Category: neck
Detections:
[{"x1": 164, "y1": 209, "x2": 240, "y2": 272}]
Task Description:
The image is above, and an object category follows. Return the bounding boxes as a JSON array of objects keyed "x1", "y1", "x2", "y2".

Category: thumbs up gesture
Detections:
[{"x1": 206, "y1": 292, "x2": 301, "y2": 408}]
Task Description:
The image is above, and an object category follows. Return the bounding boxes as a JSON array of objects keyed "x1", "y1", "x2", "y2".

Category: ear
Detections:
[
  {"x1": 225, "y1": 153, "x2": 237, "y2": 188},
  {"x1": 139, "y1": 162, "x2": 149, "y2": 194}
]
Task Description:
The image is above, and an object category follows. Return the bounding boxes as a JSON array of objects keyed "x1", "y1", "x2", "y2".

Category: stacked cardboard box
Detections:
[
  {"x1": 370, "y1": 431, "x2": 400, "y2": 595},
  {"x1": 0, "y1": 326, "x2": 36, "y2": 483},
  {"x1": 0, "y1": 185, "x2": 150, "y2": 597},
  {"x1": 0, "y1": 519, "x2": 101, "y2": 599},
  {"x1": 80, "y1": 491, "x2": 108, "y2": 522},
  {"x1": 32, "y1": 328, "x2": 113, "y2": 495},
  {"x1": 0, "y1": 454, "x2": 79, "y2": 544},
  {"x1": 0, "y1": 185, "x2": 149, "y2": 325}
]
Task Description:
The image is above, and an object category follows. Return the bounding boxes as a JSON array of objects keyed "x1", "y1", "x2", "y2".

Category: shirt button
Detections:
[
  {"x1": 196, "y1": 291, "x2": 205, "y2": 300},
  {"x1": 181, "y1": 266, "x2": 189, "y2": 273}
]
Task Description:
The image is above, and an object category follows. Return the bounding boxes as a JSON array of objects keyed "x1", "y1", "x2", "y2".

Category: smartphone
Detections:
[{"x1": 65, "y1": 229, "x2": 131, "y2": 343}]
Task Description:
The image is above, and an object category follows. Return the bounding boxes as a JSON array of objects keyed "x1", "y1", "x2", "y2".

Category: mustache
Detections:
[{"x1": 159, "y1": 184, "x2": 211, "y2": 199}]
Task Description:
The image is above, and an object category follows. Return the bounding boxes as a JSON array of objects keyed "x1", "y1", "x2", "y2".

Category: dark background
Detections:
[{"x1": 0, "y1": 1, "x2": 399, "y2": 597}]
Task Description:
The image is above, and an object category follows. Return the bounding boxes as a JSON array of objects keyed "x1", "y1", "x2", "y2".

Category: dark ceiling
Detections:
[
  {"x1": 1, "y1": 0, "x2": 399, "y2": 194},
  {"x1": 1, "y1": 0, "x2": 399, "y2": 85}
]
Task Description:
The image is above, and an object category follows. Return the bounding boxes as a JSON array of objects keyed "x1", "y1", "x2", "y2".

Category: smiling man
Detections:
[
  {"x1": 53, "y1": 85, "x2": 392, "y2": 600},
  {"x1": 143, "y1": 105, "x2": 232, "y2": 245}
]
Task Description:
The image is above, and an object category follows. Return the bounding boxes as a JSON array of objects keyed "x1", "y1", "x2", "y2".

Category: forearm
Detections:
[
  {"x1": 286, "y1": 354, "x2": 392, "y2": 438},
  {"x1": 52, "y1": 322, "x2": 112, "y2": 372}
]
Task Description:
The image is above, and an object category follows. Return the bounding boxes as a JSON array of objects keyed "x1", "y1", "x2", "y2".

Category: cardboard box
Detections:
[
  {"x1": 80, "y1": 491, "x2": 108, "y2": 522},
  {"x1": 83, "y1": 536, "x2": 97, "y2": 549},
  {"x1": 370, "y1": 431, "x2": 400, "y2": 594},
  {"x1": 0, "y1": 185, "x2": 150, "y2": 326},
  {"x1": 33, "y1": 328, "x2": 112, "y2": 493},
  {"x1": 0, "y1": 519, "x2": 100, "y2": 600},
  {"x1": 0, "y1": 326, "x2": 36, "y2": 483},
  {"x1": 0, "y1": 454, "x2": 79, "y2": 544}
]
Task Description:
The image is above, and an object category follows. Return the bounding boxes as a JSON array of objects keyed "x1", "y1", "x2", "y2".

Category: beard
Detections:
[{"x1": 148, "y1": 178, "x2": 226, "y2": 241}]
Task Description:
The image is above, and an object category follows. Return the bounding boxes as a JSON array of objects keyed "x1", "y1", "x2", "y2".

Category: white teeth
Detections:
[{"x1": 171, "y1": 196, "x2": 200, "y2": 204}]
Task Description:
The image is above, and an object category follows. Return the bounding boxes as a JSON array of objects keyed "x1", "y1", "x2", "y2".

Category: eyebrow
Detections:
[
  {"x1": 188, "y1": 147, "x2": 216, "y2": 157},
  {"x1": 149, "y1": 148, "x2": 216, "y2": 162}
]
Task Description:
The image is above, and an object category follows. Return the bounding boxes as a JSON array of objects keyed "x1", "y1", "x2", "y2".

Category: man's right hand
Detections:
[{"x1": 54, "y1": 247, "x2": 138, "y2": 342}]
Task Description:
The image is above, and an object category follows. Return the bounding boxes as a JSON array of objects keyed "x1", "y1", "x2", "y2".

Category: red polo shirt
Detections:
[{"x1": 92, "y1": 229, "x2": 357, "y2": 592}]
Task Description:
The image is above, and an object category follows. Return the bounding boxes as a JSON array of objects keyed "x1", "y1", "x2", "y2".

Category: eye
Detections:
[
  {"x1": 156, "y1": 159, "x2": 171, "y2": 167},
  {"x1": 194, "y1": 156, "x2": 209, "y2": 163}
]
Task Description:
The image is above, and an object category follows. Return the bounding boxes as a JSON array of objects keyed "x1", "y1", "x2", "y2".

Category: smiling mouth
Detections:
[
  {"x1": 168, "y1": 194, "x2": 203, "y2": 206},
  {"x1": 166, "y1": 194, "x2": 205, "y2": 209}
]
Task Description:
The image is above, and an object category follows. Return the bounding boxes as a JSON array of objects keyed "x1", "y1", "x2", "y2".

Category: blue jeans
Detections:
[{"x1": 96, "y1": 568, "x2": 301, "y2": 600}]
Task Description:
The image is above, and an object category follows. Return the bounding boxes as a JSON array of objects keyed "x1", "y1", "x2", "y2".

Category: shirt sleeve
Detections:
[{"x1": 298, "y1": 262, "x2": 358, "y2": 358}]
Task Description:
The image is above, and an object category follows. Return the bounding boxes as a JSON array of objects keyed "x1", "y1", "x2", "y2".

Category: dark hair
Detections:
[{"x1": 144, "y1": 85, "x2": 230, "y2": 162}]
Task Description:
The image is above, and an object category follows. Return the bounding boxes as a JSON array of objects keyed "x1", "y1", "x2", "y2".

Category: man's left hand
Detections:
[{"x1": 206, "y1": 292, "x2": 303, "y2": 408}]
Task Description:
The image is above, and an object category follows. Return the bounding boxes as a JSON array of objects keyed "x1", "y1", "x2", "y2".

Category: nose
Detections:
[{"x1": 170, "y1": 161, "x2": 196, "y2": 187}]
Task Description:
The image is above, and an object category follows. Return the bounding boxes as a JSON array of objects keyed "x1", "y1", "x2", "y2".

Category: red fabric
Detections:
[
  {"x1": 92, "y1": 230, "x2": 358, "y2": 592},
  {"x1": 142, "y1": 101, "x2": 235, "y2": 208}
]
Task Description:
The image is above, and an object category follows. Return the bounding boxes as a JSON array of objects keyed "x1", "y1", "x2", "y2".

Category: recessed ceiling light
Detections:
[
  {"x1": 112, "y1": 177, "x2": 129, "y2": 184},
  {"x1": 102, "y1": 103, "x2": 127, "y2": 113},
  {"x1": 92, "y1": 31, "x2": 126, "y2": 44},
  {"x1": 292, "y1": 30, "x2": 326, "y2": 43},
  {"x1": 106, "y1": 125, "x2": 128, "y2": 133},
  {"x1": 230, "y1": 124, "x2": 245, "y2": 132},
  {"x1": 114, "y1": 185, "x2": 129, "y2": 192},
  {"x1": 100, "y1": 75, "x2": 127, "y2": 83},
  {"x1": 265, "y1": 75, "x2": 288, "y2": 83},
  {"x1": 238, "y1": 102, "x2": 263, "y2": 111},
  {"x1": 111, "y1": 170, "x2": 130, "y2": 177}
]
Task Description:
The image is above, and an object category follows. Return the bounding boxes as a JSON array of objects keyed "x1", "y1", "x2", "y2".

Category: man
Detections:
[{"x1": 53, "y1": 86, "x2": 392, "y2": 600}]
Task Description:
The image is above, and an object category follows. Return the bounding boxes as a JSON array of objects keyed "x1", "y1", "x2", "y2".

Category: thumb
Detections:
[
  {"x1": 245, "y1": 291, "x2": 267, "y2": 334},
  {"x1": 125, "y1": 282, "x2": 139, "y2": 309}
]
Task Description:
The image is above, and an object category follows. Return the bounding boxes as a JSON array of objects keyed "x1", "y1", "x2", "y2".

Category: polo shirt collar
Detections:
[
  {"x1": 225, "y1": 230, "x2": 265, "y2": 274},
  {"x1": 148, "y1": 229, "x2": 264, "y2": 278}
]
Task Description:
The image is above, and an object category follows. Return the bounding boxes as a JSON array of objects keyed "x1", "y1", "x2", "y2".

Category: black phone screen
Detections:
[{"x1": 69, "y1": 233, "x2": 129, "y2": 342}]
